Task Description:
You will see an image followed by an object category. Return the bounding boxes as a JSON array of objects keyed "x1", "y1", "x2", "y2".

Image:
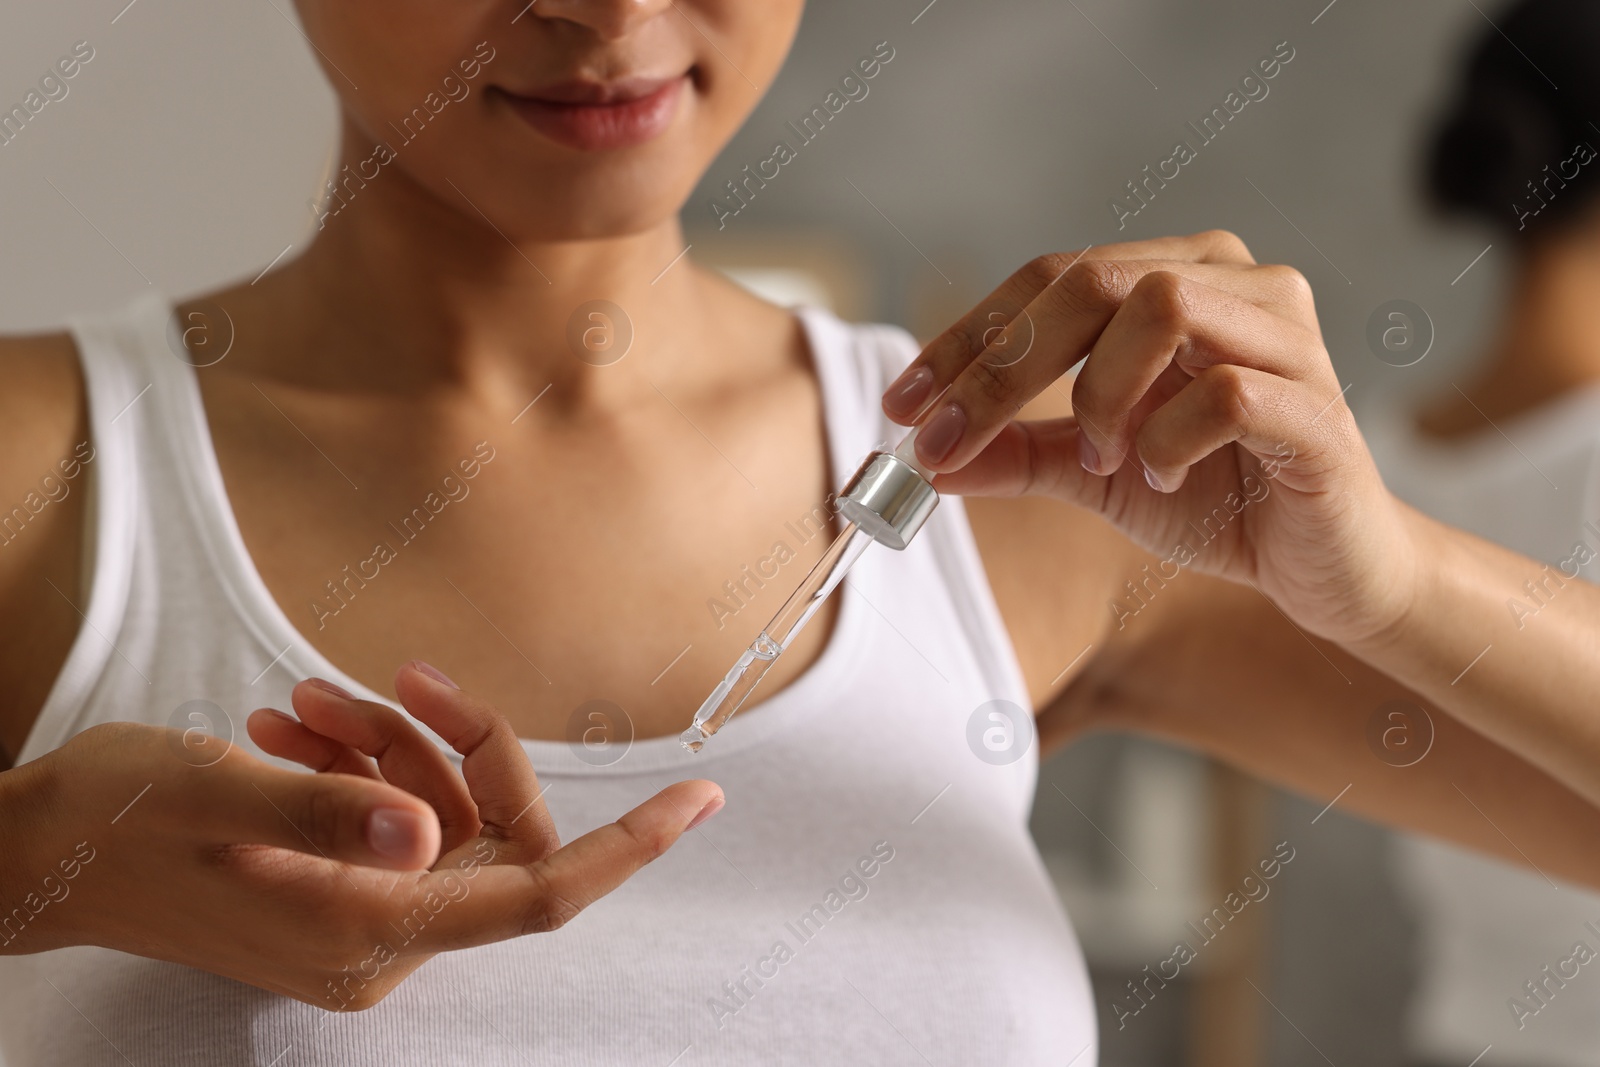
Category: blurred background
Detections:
[{"x1": 0, "y1": 0, "x2": 1556, "y2": 1063}]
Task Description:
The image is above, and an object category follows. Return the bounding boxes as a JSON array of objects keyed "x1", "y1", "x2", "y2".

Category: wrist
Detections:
[
  {"x1": 1343, "y1": 501, "x2": 1444, "y2": 666},
  {"x1": 0, "y1": 752, "x2": 66, "y2": 954}
]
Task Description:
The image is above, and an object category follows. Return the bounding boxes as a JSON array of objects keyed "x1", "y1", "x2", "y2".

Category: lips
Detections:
[{"x1": 499, "y1": 75, "x2": 686, "y2": 151}]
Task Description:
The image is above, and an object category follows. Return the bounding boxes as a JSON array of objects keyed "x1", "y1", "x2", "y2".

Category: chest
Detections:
[{"x1": 203, "y1": 378, "x2": 847, "y2": 743}]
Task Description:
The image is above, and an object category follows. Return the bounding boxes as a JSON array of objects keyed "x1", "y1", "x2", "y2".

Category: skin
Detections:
[
  {"x1": 901, "y1": 238, "x2": 1600, "y2": 891},
  {"x1": 1418, "y1": 211, "x2": 1600, "y2": 437},
  {"x1": 3, "y1": 0, "x2": 1600, "y2": 1011}
]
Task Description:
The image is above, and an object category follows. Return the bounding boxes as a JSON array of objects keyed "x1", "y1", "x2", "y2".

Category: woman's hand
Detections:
[
  {"x1": 2, "y1": 663, "x2": 721, "y2": 1010},
  {"x1": 884, "y1": 230, "x2": 1418, "y2": 646}
]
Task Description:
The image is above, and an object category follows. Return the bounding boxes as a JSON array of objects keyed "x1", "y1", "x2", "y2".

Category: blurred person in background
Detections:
[{"x1": 1362, "y1": 1, "x2": 1600, "y2": 1063}]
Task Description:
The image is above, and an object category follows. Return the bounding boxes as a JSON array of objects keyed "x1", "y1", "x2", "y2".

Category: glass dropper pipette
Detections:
[{"x1": 680, "y1": 426, "x2": 940, "y2": 752}]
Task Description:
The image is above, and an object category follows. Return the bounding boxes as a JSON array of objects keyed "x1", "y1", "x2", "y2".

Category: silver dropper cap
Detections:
[{"x1": 837, "y1": 426, "x2": 939, "y2": 551}]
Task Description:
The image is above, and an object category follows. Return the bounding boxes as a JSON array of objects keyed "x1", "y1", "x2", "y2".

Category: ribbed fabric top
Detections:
[{"x1": 0, "y1": 292, "x2": 1096, "y2": 1066}]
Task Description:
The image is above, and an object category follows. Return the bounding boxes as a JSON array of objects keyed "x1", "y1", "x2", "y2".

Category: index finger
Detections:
[
  {"x1": 882, "y1": 231, "x2": 1257, "y2": 424},
  {"x1": 393, "y1": 661, "x2": 560, "y2": 858}
]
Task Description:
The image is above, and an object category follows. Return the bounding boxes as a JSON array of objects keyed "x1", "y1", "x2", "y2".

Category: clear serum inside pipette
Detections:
[
  {"x1": 679, "y1": 522, "x2": 874, "y2": 751},
  {"x1": 680, "y1": 427, "x2": 938, "y2": 752}
]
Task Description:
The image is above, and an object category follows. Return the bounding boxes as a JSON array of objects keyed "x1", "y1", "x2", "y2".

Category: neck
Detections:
[
  {"x1": 259, "y1": 136, "x2": 713, "y2": 407},
  {"x1": 1480, "y1": 231, "x2": 1600, "y2": 397}
]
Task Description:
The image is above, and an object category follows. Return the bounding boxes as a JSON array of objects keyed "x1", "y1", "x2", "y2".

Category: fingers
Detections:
[
  {"x1": 935, "y1": 359, "x2": 1333, "y2": 510},
  {"x1": 882, "y1": 251, "x2": 1127, "y2": 427},
  {"x1": 881, "y1": 232, "x2": 1259, "y2": 422},
  {"x1": 1133, "y1": 364, "x2": 1315, "y2": 493},
  {"x1": 884, "y1": 259, "x2": 1180, "y2": 471},
  {"x1": 929, "y1": 417, "x2": 1112, "y2": 509},
  {"x1": 1071, "y1": 274, "x2": 1327, "y2": 476},
  {"x1": 247, "y1": 707, "x2": 380, "y2": 780},
  {"x1": 885, "y1": 265, "x2": 1313, "y2": 476},
  {"x1": 880, "y1": 230, "x2": 1317, "y2": 477},
  {"x1": 283, "y1": 680, "x2": 482, "y2": 854},
  {"x1": 393, "y1": 662, "x2": 559, "y2": 858},
  {"x1": 193, "y1": 746, "x2": 443, "y2": 871},
  {"x1": 420, "y1": 779, "x2": 724, "y2": 949},
  {"x1": 254, "y1": 664, "x2": 560, "y2": 861},
  {"x1": 511, "y1": 780, "x2": 723, "y2": 933}
]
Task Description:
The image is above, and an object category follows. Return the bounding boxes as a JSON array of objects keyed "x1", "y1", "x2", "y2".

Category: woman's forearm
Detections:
[
  {"x1": 1348, "y1": 503, "x2": 1600, "y2": 809},
  {"x1": 1078, "y1": 570, "x2": 1600, "y2": 891}
]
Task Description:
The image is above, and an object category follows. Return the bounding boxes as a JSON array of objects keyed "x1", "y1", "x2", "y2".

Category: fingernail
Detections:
[
  {"x1": 1078, "y1": 432, "x2": 1101, "y2": 474},
  {"x1": 686, "y1": 795, "x2": 724, "y2": 831},
  {"x1": 411, "y1": 661, "x2": 459, "y2": 690},
  {"x1": 306, "y1": 677, "x2": 354, "y2": 700},
  {"x1": 883, "y1": 365, "x2": 934, "y2": 418},
  {"x1": 262, "y1": 707, "x2": 298, "y2": 722},
  {"x1": 1143, "y1": 466, "x2": 1168, "y2": 493},
  {"x1": 367, "y1": 807, "x2": 425, "y2": 859},
  {"x1": 916, "y1": 402, "x2": 966, "y2": 466}
]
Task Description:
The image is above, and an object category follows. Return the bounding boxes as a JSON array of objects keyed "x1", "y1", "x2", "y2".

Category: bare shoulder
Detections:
[
  {"x1": 965, "y1": 383, "x2": 1146, "y2": 711},
  {"x1": 0, "y1": 331, "x2": 92, "y2": 766},
  {"x1": 0, "y1": 330, "x2": 88, "y2": 508},
  {"x1": 1, "y1": 330, "x2": 82, "y2": 411}
]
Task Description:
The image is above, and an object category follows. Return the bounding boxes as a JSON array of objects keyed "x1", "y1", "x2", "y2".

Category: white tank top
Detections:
[
  {"x1": 1363, "y1": 391, "x2": 1600, "y2": 1067},
  {"x1": 0, "y1": 293, "x2": 1096, "y2": 1066}
]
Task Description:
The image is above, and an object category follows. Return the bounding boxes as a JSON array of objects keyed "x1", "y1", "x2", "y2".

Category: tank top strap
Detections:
[
  {"x1": 28, "y1": 294, "x2": 172, "y2": 759},
  {"x1": 796, "y1": 306, "x2": 916, "y2": 481},
  {"x1": 795, "y1": 305, "x2": 1032, "y2": 715}
]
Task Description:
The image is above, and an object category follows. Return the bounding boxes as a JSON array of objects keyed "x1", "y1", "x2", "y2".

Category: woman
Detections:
[
  {"x1": 1, "y1": 1, "x2": 1599, "y2": 1063},
  {"x1": 1361, "y1": 2, "x2": 1600, "y2": 1063}
]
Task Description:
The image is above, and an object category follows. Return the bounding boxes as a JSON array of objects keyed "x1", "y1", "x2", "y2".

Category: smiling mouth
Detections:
[{"x1": 497, "y1": 74, "x2": 689, "y2": 152}]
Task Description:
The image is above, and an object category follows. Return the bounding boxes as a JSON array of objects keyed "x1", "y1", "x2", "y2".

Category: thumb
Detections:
[
  {"x1": 930, "y1": 417, "x2": 1105, "y2": 508},
  {"x1": 424, "y1": 779, "x2": 725, "y2": 947},
  {"x1": 193, "y1": 748, "x2": 444, "y2": 871}
]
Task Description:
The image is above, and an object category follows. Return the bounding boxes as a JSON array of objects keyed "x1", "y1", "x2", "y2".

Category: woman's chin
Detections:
[{"x1": 501, "y1": 194, "x2": 688, "y2": 244}]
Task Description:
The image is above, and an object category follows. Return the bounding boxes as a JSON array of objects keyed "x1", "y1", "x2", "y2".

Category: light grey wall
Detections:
[{"x1": 0, "y1": 0, "x2": 334, "y2": 328}]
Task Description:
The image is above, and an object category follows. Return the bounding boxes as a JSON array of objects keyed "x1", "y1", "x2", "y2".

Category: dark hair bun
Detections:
[{"x1": 1425, "y1": 0, "x2": 1600, "y2": 240}]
